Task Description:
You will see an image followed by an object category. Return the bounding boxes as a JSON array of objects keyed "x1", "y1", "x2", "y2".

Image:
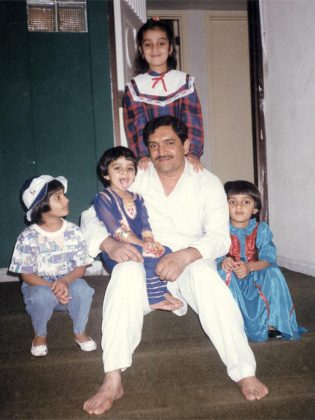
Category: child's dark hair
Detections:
[
  {"x1": 134, "y1": 18, "x2": 177, "y2": 75},
  {"x1": 98, "y1": 146, "x2": 137, "y2": 186},
  {"x1": 28, "y1": 180, "x2": 65, "y2": 225},
  {"x1": 143, "y1": 115, "x2": 188, "y2": 147},
  {"x1": 224, "y1": 180, "x2": 262, "y2": 213}
]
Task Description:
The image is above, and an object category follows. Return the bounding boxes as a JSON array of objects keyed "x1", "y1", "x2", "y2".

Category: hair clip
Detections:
[{"x1": 151, "y1": 16, "x2": 160, "y2": 21}]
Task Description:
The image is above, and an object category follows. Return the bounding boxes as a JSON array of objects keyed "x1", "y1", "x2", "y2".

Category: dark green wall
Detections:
[{"x1": 0, "y1": 1, "x2": 114, "y2": 267}]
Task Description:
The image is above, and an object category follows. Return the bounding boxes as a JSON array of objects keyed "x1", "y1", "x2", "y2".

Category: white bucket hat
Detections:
[{"x1": 22, "y1": 175, "x2": 68, "y2": 222}]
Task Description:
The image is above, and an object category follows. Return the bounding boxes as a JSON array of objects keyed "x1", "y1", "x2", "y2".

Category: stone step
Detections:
[
  {"x1": 0, "y1": 270, "x2": 314, "y2": 420},
  {"x1": 1, "y1": 348, "x2": 314, "y2": 419}
]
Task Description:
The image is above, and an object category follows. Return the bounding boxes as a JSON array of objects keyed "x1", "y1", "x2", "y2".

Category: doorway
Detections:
[
  {"x1": 147, "y1": 3, "x2": 267, "y2": 217},
  {"x1": 148, "y1": 9, "x2": 253, "y2": 183}
]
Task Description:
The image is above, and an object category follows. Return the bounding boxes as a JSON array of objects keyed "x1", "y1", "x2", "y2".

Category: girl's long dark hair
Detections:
[{"x1": 134, "y1": 18, "x2": 177, "y2": 75}]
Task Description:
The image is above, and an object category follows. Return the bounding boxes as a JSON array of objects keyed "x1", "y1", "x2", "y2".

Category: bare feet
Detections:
[
  {"x1": 150, "y1": 292, "x2": 183, "y2": 311},
  {"x1": 238, "y1": 376, "x2": 269, "y2": 401},
  {"x1": 83, "y1": 370, "x2": 123, "y2": 415}
]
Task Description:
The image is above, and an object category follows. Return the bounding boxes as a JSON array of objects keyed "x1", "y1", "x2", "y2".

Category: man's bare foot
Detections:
[
  {"x1": 83, "y1": 370, "x2": 123, "y2": 415},
  {"x1": 150, "y1": 292, "x2": 183, "y2": 311},
  {"x1": 238, "y1": 376, "x2": 269, "y2": 401}
]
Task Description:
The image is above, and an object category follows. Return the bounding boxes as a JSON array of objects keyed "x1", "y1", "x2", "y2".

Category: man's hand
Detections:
[
  {"x1": 156, "y1": 248, "x2": 201, "y2": 282},
  {"x1": 101, "y1": 236, "x2": 143, "y2": 263}
]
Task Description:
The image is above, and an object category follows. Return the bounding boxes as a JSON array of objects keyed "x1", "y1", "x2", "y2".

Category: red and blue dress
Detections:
[
  {"x1": 217, "y1": 219, "x2": 305, "y2": 341},
  {"x1": 123, "y1": 69, "x2": 204, "y2": 159}
]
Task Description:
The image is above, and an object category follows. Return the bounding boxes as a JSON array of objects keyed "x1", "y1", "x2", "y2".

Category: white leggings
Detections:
[{"x1": 101, "y1": 259, "x2": 256, "y2": 382}]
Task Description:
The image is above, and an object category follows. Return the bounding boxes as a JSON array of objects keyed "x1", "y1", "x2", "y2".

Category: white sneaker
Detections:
[
  {"x1": 31, "y1": 344, "x2": 48, "y2": 357},
  {"x1": 75, "y1": 337, "x2": 97, "y2": 352}
]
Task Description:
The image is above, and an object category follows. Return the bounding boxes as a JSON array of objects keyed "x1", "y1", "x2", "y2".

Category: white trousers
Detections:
[{"x1": 101, "y1": 259, "x2": 256, "y2": 382}]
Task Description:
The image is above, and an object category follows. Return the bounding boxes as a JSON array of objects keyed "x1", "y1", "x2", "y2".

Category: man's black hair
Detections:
[{"x1": 143, "y1": 115, "x2": 188, "y2": 147}]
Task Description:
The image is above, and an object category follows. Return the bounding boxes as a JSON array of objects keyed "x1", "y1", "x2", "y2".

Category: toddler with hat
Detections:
[{"x1": 9, "y1": 175, "x2": 97, "y2": 356}]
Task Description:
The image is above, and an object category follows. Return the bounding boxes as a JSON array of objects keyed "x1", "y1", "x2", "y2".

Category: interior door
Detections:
[{"x1": 206, "y1": 11, "x2": 254, "y2": 184}]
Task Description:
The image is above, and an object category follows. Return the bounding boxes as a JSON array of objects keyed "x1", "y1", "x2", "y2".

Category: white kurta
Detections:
[
  {"x1": 82, "y1": 162, "x2": 230, "y2": 259},
  {"x1": 81, "y1": 163, "x2": 256, "y2": 381}
]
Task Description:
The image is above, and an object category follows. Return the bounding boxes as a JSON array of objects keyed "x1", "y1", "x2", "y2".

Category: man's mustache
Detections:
[{"x1": 155, "y1": 155, "x2": 173, "y2": 161}]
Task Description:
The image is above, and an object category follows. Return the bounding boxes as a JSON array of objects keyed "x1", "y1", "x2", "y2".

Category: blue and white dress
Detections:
[
  {"x1": 217, "y1": 219, "x2": 305, "y2": 341},
  {"x1": 94, "y1": 188, "x2": 171, "y2": 305}
]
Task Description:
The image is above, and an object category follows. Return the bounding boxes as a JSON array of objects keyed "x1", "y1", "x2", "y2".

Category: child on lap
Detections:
[
  {"x1": 9, "y1": 175, "x2": 96, "y2": 356},
  {"x1": 217, "y1": 180, "x2": 305, "y2": 342},
  {"x1": 93, "y1": 146, "x2": 183, "y2": 311}
]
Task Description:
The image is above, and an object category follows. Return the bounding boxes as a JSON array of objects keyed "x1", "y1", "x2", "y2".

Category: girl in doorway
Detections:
[
  {"x1": 93, "y1": 146, "x2": 183, "y2": 312},
  {"x1": 123, "y1": 18, "x2": 204, "y2": 170},
  {"x1": 9, "y1": 175, "x2": 96, "y2": 356},
  {"x1": 217, "y1": 180, "x2": 305, "y2": 342}
]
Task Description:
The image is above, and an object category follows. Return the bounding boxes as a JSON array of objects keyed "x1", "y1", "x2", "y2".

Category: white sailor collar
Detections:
[
  {"x1": 127, "y1": 70, "x2": 195, "y2": 106},
  {"x1": 132, "y1": 70, "x2": 194, "y2": 96}
]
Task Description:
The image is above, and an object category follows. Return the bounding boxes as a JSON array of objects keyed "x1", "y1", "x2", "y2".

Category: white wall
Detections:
[{"x1": 260, "y1": 0, "x2": 315, "y2": 276}]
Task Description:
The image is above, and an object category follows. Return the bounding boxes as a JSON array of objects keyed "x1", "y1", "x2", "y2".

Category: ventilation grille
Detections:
[{"x1": 27, "y1": 1, "x2": 88, "y2": 33}]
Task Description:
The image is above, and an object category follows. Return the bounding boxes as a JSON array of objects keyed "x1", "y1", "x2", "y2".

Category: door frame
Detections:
[
  {"x1": 107, "y1": 0, "x2": 146, "y2": 146},
  {"x1": 248, "y1": 0, "x2": 269, "y2": 221},
  {"x1": 108, "y1": 0, "x2": 121, "y2": 146}
]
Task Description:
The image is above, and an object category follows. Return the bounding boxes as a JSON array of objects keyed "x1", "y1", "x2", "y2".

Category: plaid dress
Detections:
[{"x1": 123, "y1": 70, "x2": 204, "y2": 158}]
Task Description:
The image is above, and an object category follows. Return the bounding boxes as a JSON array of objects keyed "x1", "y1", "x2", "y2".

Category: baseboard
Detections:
[
  {"x1": 0, "y1": 261, "x2": 108, "y2": 283},
  {"x1": 0, "y1": 268, "x2": 18, "y2": 283},
  {"x1": 277, "y1": 256, "x2": 315, "y2": 277}
]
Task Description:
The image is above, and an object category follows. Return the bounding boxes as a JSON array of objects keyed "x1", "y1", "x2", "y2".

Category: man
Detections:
[{"x1": 81, "y1": 116, "x2": 268, "y2": 415}]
